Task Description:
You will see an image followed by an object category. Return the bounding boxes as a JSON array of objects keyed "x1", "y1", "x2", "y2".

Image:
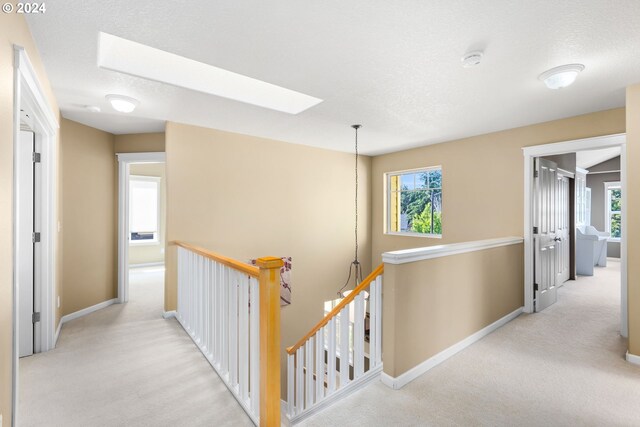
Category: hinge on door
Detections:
[
  {"x1": 534, "y1": 170, "x2": 539, "y2": 178},
  {"x1": 32, "y1": 232, "x2": 41, "y2": 243},
  {"x1": 32, "y1": 312, "x2": 41, "y2": 323},
  {"x1": 32, "y1": 152, "x2": 41, "y2": 163},
  {"x1": 534, "y1": 283, "x2": 539, "y2": 292},
  {"x1": 533, "y1": 226, "x2": 538, "y2": 234}
]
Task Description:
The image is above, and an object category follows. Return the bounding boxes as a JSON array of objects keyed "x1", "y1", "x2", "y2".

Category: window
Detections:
[
  {"x1": 605, "y1": 181, "x2": 621, "y2": 241},
  {"x1": 129, "y1": 176, "x2": 160, "y2": 244},
  {"x1": 387, "y1": 167, "x2": 442, "y2": 237}
]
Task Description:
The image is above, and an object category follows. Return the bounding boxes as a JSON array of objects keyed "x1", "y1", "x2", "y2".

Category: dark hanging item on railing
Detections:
[{"x1": 337, "y1": 124, "x2": 364, "y2": 298}]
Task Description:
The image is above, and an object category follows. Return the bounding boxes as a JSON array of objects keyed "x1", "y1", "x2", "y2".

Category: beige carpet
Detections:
[
  {"x1": 302, "y1": 259, "x2": 640, "y2": 426},
  {"x1": 19, "y1": 267, "x2": 252, "y2": 427}
]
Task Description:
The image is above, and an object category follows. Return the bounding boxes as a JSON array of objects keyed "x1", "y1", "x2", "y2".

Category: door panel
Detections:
[
  {"x1": 556, "y1": 175, "x2": 570, "y2": 285},
  {"x1": 534, "y1": 158, "x2": 558, "y2": 312},
  {"x1": 18, "y1": 131, "x2": 35, "y2": 357}
]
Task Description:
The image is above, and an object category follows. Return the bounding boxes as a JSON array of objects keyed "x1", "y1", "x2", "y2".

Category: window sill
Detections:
[
  {"x1": 385, "y1": 231, "x2": 442, "y2": 239},
  {"x1": 129, "y1": 240, "x2": 160, "y2": 247},
  {"x1": 607, "y1": 238, "x2": 621, "y2": 243}
]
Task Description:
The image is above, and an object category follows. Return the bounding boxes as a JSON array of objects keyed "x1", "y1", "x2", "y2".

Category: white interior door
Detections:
[
  {"x1": 534, "y1": 158, "x2": 559, "y2": 312},
  {"x1": 18, "y1": 130, "x2": 35, "y2": 357},
  {"x1": 556, "y1": 175, "x2": 570, "y2": 285}
]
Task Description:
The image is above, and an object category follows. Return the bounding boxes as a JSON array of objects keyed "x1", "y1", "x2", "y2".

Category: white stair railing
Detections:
[
  {"x1": 286, "y1": 264, "x2": 384, "y2": 423},
  {"x1": 175, "y1": 243, "x2": 283, "y2": 426}
]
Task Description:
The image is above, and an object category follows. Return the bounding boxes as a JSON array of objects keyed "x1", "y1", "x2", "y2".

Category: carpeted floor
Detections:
[
  {"x1": 19, "y1": 266, "x2": 252, "y2": 427},
  {"x1": 19, "y1": 261, "x2": 640, "y2": 426},
  {"x1": 302, "y1": 259, "x2": 640, "y2": 426}
]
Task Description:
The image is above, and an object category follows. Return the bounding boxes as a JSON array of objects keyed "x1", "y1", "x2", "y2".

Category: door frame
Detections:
[
  {"x1": 522, "y1": 133, "x2": 628, "y2": 338},
  {"x1": 12, "y1": 46, "x2": 59, "y2": 425},
  {"x1": 116, "y1": 152, "x2": 166, "y2": 303}
]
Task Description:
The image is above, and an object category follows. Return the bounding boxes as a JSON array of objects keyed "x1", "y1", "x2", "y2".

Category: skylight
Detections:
[{"x1": 97, "y1": 32, "x2": 323, "y2": 114}]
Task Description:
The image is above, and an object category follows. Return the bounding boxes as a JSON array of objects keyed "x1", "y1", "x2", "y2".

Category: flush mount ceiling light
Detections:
[
  {"x1": 461, "y1": 50, "x2": 483, "y2": 68},
  {"x1": 539, "y1": 64, "x2": 585, "y2": 89},
  {"x1": 105, "y1": 94, "x2": 139, "y2": 113},
  {"x1": 97, "y1": 32, "x2": 323, "y2": 114}
]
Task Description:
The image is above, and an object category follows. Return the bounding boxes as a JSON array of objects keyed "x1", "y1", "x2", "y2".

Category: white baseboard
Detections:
[
  {"x1": 162, "y1": 310, "x2": 176, "y2": 319},
  {"x1": 54, "y1": 318, "x2": 62, "y2": 347},
  {"x1": 382, "y1": 306, "x2": 524, "y2": 390},
  {"x1": 130, "y1": 262, "x2": 165, "y2": 268},
  {"x1": 626, "y1": 351, "x2": 640, "y2": 366},
  {"x1": 287, "y1": 365, "x2": 383, "y2": 425},
  {"x1": 60, "y1": 298, "x2": 118, "y2": 325}
]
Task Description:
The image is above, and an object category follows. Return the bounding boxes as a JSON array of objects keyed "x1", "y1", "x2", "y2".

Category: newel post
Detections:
[{"x1": 256, "y1": 256, "x2": 284, "y2": 427}]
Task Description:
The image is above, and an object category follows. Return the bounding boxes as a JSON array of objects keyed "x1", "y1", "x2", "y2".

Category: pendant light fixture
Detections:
[{"x1": 337, "y1": 124, "x2": 364, "y2": 298}]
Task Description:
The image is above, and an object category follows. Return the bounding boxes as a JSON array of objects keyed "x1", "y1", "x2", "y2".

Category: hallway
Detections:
[
  {"x1": 303, "y1": 259, "x2": 640, "y2": 426},
  {"x1": 19, "y1": 267, "x2": 252, "y2": 427}
]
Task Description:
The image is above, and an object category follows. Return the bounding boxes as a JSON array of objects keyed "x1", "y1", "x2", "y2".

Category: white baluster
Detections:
[
  {"x1": 220, "y1": 266, "x2": 228, "y2": 374},
  {"x1": 239, "y1": 275, "x2": 249, "y2": 401},
  {"x1": 369, "y1": 280, "x2": 378, "y2": 367},
  {"x1": 354, "y1": 292, "x2": 364, "y2": 379},
  {"x1": 339, "y1": 306, "x2": 350, "y2": 387},
  {"x1": 216, "y1": 261, "x2": 223, "y2": 367},
  {"x1": 208, "y1": 259, "x2": 215, "y2": 361},
  {"x1": 287, "y1": 353, "x2": 295, "y2": 417},
  {"x1": 249, "y1": 277, "x2": 260, "y2": 417},
  {"x1": 196, "y1": 255, "x2": 202, "y2": 344},
  {"x1": 327, "y1": 318, "x2": 336, "y2": 393},
  {"x1": 315, "y1": 328, "x2": 324, "y2": 402},
  {"x1": 306, "y1": 337, "x2": 314, "y2": 408},
  {"x1": 375, "y1": 275, "x2": 382, "y2": 365},
  {"x1": 213, "y1": 261, "x2": 220, "y2": 366},
  {"x1": 177, "y1": 248, "x2": 183, "y2": 320},
  {"x1": 206, "y1": 259, "x2": 213, "y2": 359},
  {"x1": 296, "y1": 347, "x2": 304, "y2": 414},
  {"x1": 229, "y1": 270, "x2": 239, "y2": 388},
  {"x1": 186, "y1": 251, "x2": 192, "y2": 333}
]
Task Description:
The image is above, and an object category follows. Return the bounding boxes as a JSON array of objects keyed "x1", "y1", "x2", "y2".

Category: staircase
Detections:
[
  {"x1": 173, "y1": 241, "x2": 384, "y2": 426},
  {"x1": 285, "y1": 264, "x2": 384, "y2": 424}
]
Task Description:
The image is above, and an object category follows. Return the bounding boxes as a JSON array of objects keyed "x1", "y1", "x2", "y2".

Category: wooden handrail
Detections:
[
  {"x1": 171, "y1": 240, "x2": 260, "y2": 278},
  {"x1": 286, "y1": 263, "x2": 384, "y2": 355}
]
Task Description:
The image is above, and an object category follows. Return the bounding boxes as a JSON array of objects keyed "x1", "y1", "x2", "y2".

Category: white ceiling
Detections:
[
  {"x1": 26, "y1": 1, "x2": 640, "y2": 155},
  {"x1": 576, "y1": 147, "x2": 621, "y2": 169}
]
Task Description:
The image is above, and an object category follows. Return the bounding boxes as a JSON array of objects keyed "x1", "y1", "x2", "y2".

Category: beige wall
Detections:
[
  {"x1": 627, "y1": 84, "x2": 640, "y2": 356},
  {"x1": 60, "y1": 119, "x2": 117, "y2": 315},
  {"x1": 115, "y1": 132, "x2": 165, "y2": 153},
  {"x1": 165, "y1": 122, "x2": 372, "y2": 394},
  {"x1": 129, "y1": 163, "x2": 166, "y2": 265},
  {"x1": 383, "y1": 244, "x2": 524, "y2": 377},
  {"x1": 372, "y1": 108, "x2": 626, "y2": 264},
  {"x1": 0, "y1": 13, "x2": 60, "y2": 424},
  {"x1": 372, "y1": 108, "x2": 626, "y2": 376}
]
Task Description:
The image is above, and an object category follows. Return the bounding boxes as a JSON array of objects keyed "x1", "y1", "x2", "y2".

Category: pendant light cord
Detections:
[
  {"x1": 338, "y1": 124, "x2": 363, "y2": 297},
  {"x1": 354, "y1": 125, "x2": 359, "y2": 263}
]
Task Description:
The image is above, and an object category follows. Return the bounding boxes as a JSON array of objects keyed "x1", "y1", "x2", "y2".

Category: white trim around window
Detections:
[{"x1": 384, "y1": 166, "x2": 443, "y2": 238}]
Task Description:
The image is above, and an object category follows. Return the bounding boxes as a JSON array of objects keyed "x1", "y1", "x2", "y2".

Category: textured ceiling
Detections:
[{"x1": 26, "y1": 0, "x2": 640, "y2": 155}]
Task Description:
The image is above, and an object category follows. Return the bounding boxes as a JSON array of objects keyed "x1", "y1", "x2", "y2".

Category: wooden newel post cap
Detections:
[{"x1": 255, "y1": 257, "x2": 284, "y2": 269}]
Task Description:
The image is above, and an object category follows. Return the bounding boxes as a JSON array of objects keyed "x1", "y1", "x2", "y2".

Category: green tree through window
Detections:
[{"x1": 389, "y1": 168, "x2": 442, "y2": 236}]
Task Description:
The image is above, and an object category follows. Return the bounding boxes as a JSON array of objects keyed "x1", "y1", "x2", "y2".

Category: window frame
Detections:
[
  {"x1": 384, "y1": 166, "x2": 443, "y2": 238},
  {"x1": 604, "y1": 181, "x2": 621, "y2": 242},
  {"x1": 129, "y1": 175, "x2": 161, "y2": 246}
]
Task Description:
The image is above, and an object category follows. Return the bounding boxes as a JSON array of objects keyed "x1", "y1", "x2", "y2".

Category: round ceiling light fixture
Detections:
[
  {"x1": 105, "y1": 94, "x2": 139, "y2": 113},
  {"x1": 538, "y1": 64, "x2": 585, "y2": 89},
  {"x1": 461, "y1": 50, "x2": 483, "y2": 68}
]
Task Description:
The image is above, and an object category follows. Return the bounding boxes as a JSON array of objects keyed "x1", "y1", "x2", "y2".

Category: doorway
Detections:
[
  {"x1": 523, "y1": 134, "x2": 628, "y2": 338},
  {"x1": 116, "y1": 152, "x2": 166, "y2": 307},
  {"x1": 12, "y1": 46, "x2": 59, "y2": 426}
]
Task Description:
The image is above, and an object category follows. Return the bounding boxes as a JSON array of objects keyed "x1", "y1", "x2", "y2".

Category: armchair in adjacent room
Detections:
[{"x1": 576, "y1": 225, "x2": 609, "y2": 276}]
